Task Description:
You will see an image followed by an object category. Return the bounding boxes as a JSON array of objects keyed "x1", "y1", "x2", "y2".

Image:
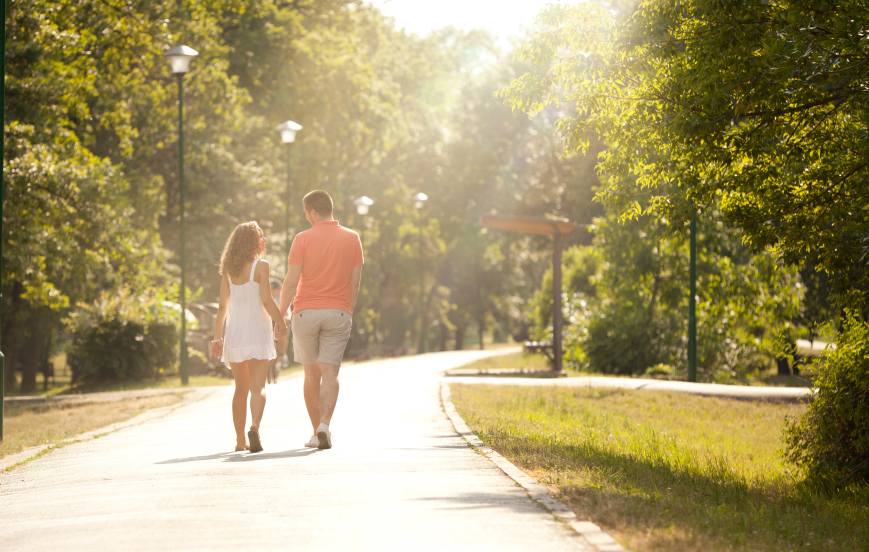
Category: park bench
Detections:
[{"x1": 524, "y1": 340, "x2": 554, "y2": 367}]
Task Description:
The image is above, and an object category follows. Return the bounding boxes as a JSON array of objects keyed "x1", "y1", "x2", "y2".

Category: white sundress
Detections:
[{"x1": 221, "y1": 259, "x2": 276, "y2": 365}]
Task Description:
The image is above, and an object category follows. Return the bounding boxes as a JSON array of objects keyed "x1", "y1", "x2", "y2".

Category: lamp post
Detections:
[
  {"x1": 276, "y1": 121, "x2": 302, "y2": 272},
  {"x1": 412, "y1": 193, "x2": 428, "y2": 354},
  {"x1": 1, "y1": 0, "x2": 7, "y2": 440},
  {"x1": 164, "y1": 45, "x2": 198, "y2": 385},
  {"x1": 688, "y1": 212, "x2": 697, "y2": 382},
  {"x1": 354, "y1": 195, "x2": 374, "y2": 243}
]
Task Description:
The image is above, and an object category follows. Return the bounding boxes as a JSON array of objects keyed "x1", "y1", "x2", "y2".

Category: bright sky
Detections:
[{"x1": 367, "y1": 0, "x2": 555, "y2": 45}]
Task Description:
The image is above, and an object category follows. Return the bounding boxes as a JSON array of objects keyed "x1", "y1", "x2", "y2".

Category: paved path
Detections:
[
  {"x1": 445, "y1": 361, "x2": 811, "y2": 402},
  {"x1": 1, "y1": 349, "x2": 600, "y2": 552}
]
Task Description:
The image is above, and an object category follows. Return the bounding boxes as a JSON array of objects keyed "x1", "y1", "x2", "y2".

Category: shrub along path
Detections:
[{"x1": 0, "y1": 349, "x2": 616, "y2": 552}]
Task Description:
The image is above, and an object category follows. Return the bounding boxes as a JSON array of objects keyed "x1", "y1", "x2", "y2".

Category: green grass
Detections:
[
  {"x1": 1, "y1": 394, "x2": 183, "y2": 460},
  {"x1": 39, "y1": 374, "x2": 235, "y2": 396},
  {"x1": 451, "y1": 384, "x2": 869, "y2": 552}
]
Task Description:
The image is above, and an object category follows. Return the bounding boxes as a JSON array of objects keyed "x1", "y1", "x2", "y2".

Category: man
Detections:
[{"x1": 279, "y1": 190, "x2": 363, "y2": 450}]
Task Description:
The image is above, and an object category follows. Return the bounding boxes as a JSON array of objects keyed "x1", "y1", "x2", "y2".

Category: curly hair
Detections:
[{"x1": 219, "y1": 221, "x2": 263, "y2": 277}]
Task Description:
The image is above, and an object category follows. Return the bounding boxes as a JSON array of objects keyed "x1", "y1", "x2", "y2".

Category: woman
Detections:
[{"x1": 211, "y1": 222, "x2": 287, "y2": 453}]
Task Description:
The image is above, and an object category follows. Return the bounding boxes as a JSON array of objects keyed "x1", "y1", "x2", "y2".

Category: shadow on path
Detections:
[{"x1": 157, "y1": 448, "x2": 320, "y2": 464}]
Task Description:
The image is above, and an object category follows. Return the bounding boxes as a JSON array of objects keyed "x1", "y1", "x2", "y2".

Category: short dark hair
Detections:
[
  {"x1": 303, "y1": 190, "x2": 333, "y2": 216},
  {"x1": 270, "y1": 279, "x2": 281, "y2": 289}
]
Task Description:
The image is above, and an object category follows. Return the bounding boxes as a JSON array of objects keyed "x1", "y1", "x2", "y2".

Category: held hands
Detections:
[
  {"x1": 210, "y1": 339, "x2": 224, "y2": 359},
  {"x1": 274, "y1": 320, "x2": 288, "y2": 340}
]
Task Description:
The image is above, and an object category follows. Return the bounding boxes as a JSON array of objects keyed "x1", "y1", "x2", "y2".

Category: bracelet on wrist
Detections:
[{"x1": 211, "y1": 338, "x2": 223, "y2": 343}]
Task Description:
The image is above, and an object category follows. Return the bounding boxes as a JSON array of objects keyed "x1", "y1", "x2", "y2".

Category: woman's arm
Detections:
[
  {"x1": 211, "y1": 273, "x2": 230, "y2": 358},
  {"x1": 257, "y1": 260, "x2": 288, "y2": 337}
]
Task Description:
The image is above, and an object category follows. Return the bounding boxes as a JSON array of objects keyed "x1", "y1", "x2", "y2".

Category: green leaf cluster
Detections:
[
  {"x1": 784, "y1": 311, "x2": 869, "y2": 486},
  {"x1": 502, "y1": 0, "x2": 869, "y2": 303}
]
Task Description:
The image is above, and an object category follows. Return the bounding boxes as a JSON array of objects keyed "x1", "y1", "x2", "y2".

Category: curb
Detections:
[
  {"x1": 1, "y1": 388, "x2": 217, "y2": 473},
  {"x1": 440, "y1": 383, "x2": 627, "y2": 552}
]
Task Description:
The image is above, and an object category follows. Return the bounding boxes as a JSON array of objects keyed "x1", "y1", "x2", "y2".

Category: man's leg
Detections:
[
  {"x1": 318, "y1": 362, "x2": 340, "y2": 426},
  {"x1": 303, "y1": 363, "x2": 322, "y2": 434}
]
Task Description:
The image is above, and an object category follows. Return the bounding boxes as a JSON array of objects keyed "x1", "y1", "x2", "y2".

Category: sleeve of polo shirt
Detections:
[
  {"x1": 354, "y1": 232, "x2": 364, "y2": 266},
  {"x1": 288, "y1": 233, "x2": 305, "y2": 265}
]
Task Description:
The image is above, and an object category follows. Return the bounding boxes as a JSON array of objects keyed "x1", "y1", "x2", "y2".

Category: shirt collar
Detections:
[{"x1": 314, "y1": 220, "x2": 339, "y2": 228}]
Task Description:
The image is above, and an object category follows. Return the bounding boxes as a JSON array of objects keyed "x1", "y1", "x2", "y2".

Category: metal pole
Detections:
[
  {"x1": 285, "y1": 144, "x2": 291, "y2": 274},
  {"x1": 0, "y1": 0, "x2": 6, "y2": 440},
  {"x1": 688, "y1": 213, "x2": 697, "y2": 382},
  {"x1": 178, "y1": 74, "x2": 189, "y2": 385},
  {"x1": 418, "y1": 211, "x2": 426, "y2": 354},
  {"x1": 552, "y1": 229, "x2": 563, "y2": 374}
]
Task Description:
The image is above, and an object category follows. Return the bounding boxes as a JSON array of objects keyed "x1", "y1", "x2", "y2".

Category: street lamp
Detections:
[
  {"x1": 354, "y1": 195, "x2": 374, "y2": 216},
  {"x1": 412, "y1": 193, "x2": 428, "y2": 354},
  {"x1": 164, "y1": 44, "x2": 198, "y2": 385},
  {"x1": 276, "y1": 121, "x2": 302, "y2": 272}
]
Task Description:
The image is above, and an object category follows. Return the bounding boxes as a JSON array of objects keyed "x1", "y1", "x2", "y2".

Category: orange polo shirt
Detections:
[{"x1": 288, "y1": 220, "x2": 363, "y2": 314}]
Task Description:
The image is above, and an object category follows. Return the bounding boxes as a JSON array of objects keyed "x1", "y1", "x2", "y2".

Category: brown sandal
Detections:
[{"x1": 248, "y1": 430, "x2": 263, "y2": 453}]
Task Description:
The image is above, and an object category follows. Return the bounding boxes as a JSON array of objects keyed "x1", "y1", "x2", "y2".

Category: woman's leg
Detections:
[
  {"x1": 230, "y1": 362, "x2": 250, "y2": 450},
  {"x1": 248, "y1": 359, "x2": 269, "y2": 431}
]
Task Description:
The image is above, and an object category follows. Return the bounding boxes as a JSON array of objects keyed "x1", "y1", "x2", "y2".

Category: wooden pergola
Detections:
[{"x1": 481, "y1": 214, "x2": 582, "y2": 374}]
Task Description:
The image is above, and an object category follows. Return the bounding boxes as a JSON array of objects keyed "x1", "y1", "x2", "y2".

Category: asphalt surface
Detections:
[
  {"x1": 441, "y1": 373, "x2": 812, "y2": 402},
  {"x1": 1, "y1": 349, "x2": 591, "y2": 552}
]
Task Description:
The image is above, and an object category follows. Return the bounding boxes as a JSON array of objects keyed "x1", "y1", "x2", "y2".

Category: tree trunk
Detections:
[
  {"x1": 438, "y1": 321, "x2": 448, "y2": 351},
  {"x1": 478, "y1": 319, "x2": 485, "y2": 351},
  {"x1": 20, "y1": 322, "x2": 44, "y2": 395},
  {"x1": 454, "y1": 325, "x2": 465, "y2": 351}
]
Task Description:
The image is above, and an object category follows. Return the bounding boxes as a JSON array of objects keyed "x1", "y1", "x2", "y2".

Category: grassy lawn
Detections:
[
  {"x1": 1, "y1": 394, "x2": 183, "y2": 461},
  {"x1": 451, "y1": 384, "x2": 869, "y2": 552}
]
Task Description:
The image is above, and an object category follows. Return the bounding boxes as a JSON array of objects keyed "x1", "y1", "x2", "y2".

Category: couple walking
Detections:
[{"x1": 210, "y1": 190, "x2": 363, "y2": 453}]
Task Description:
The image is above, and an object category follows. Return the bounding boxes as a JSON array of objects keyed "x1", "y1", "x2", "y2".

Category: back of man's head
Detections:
[{"x1": 303, "y1": 190, "x2": 333, "y2": 217}]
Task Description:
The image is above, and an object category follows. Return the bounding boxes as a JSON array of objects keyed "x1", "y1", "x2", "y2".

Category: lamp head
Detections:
[
  {"x1": 276, "y1": 120, "x2": 303, "y2": 144},
  {"x1": 354, "y1": 195, "x2": 374, "y2": 216},
  {"x1": 412, "y1": 192, "x2": 428, "y2": 210},
  {"x1": 164, "y1": 45, "x2": 199, "y2": 74}
]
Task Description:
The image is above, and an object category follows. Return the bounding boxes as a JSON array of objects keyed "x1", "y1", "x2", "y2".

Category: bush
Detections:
[
  {"x1": 784, "y1": 311, "x2": 869, "y2": 486},
  {"x1": 66, "y1": 289, "x2": 178, "y2": 383},
  {"x1": 572, "y1": 305, "x2": 683, "y2": 375}
]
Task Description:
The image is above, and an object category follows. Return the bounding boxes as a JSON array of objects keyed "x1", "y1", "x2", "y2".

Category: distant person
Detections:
[
  {"x1": 279, "y1": 190, "x2": 363, "y2": 450},
  {"x1": 211, "y1": 221, "x2": 288, "y2": 453},
  {"x1": 269, "y1": 278, "x2": 288, "y2": 383}
]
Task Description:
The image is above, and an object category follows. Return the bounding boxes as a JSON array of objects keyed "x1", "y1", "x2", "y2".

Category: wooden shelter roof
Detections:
[{"x1": 481, "y1": 214, "x2": 580, "y2": 237}]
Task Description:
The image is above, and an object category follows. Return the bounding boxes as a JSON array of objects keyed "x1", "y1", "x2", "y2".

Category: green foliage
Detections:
[
  {"x1": 784, "y1": 312, "x2": 869, "y2": 486},
  {"x1": 66, "y1": 290, "x2": 178, "y2": 383},
  {"x1": 502, "y1": 0, "x2": 869, "y2": 306},
  {"x1": 529, "y1": 245, "x2": 599, "y2": 338},
  {"x1": 555, "y1": 215, "x2": 801, "y2": 380},
  {"x1": 4, "y1": 0, "x2": 606, "y2": 390}
]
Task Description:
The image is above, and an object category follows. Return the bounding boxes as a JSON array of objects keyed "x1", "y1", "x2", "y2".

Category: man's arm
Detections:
[
  {"x1": 348, "y1": 265, "x2": 362, "y2": 314},
  {"x1": 280, "y1": 264, "x2": 303, "y2": 317}
]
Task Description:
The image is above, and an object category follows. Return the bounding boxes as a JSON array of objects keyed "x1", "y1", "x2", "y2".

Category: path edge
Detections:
[{"x1": 440, "y1": 383, "x2": 628, "y2": 552}]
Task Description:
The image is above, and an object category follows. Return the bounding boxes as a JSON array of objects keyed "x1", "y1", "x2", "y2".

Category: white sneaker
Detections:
[
  {"x1": 317, "y1": 424, "x2": 332, "y2": 450},
  {"x1": 304, "y1": 435, "x2": 318, "y2": 448}
]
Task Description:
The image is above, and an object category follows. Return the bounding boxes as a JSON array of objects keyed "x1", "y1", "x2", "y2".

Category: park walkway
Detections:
[
  {"x1": 442, "y1": 372, "x2": 811, "y2": 402},
  {"x1": 0, "y1": 349, "x2": 608, "y2": 552}
]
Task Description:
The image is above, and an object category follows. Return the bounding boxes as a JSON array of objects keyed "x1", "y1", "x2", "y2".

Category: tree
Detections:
[{"x1": 501, "y1": 0, "x2": 869, "y2": 304}]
